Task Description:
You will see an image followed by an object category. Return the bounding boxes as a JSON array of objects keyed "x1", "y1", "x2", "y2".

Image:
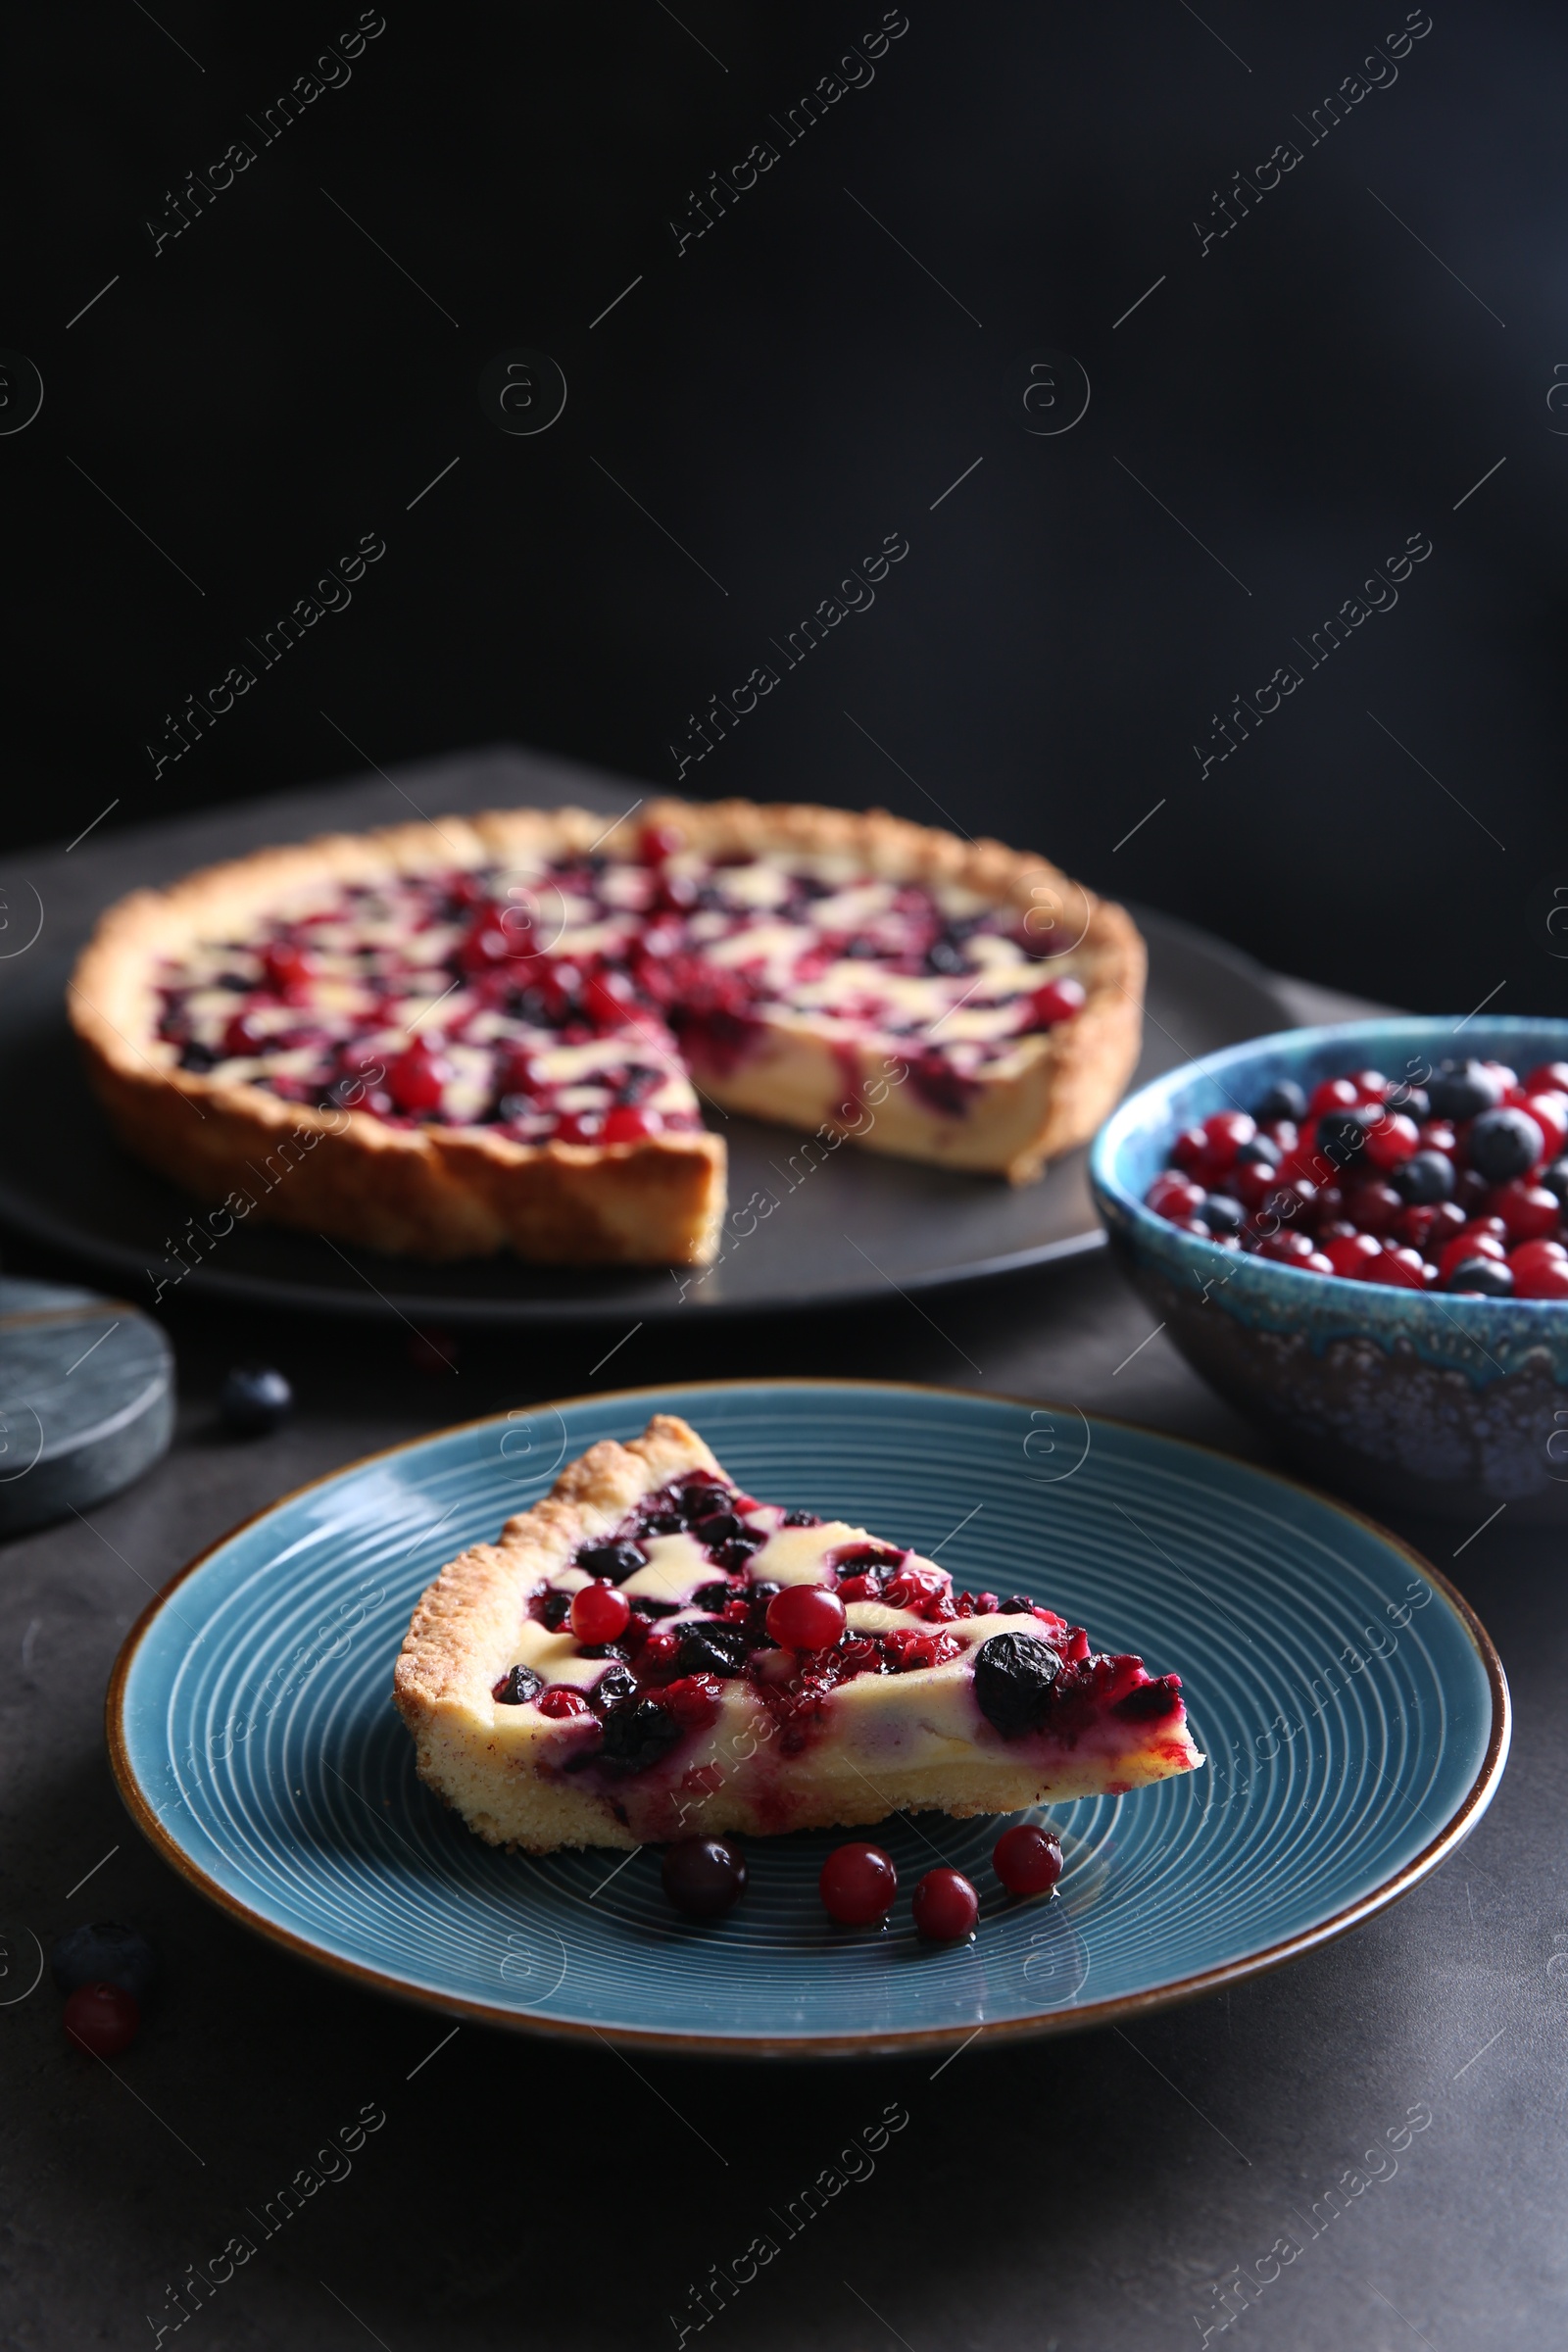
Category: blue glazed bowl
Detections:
[{"x1": 1091, "y1": 1016, "x2": 1568, "y2": 1523}]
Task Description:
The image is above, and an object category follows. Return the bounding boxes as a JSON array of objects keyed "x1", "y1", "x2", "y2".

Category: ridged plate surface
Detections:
[{"x1": 108, "y1": 1382, "x2": 1508, "y2": 2054}]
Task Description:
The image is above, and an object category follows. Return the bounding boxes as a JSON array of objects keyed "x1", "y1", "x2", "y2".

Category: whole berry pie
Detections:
[
  {"x1": 392, "y1": 1413, "x2": 1202, "y2": 1851},
  {"x1": 69, "y1": 797, "x2": 1145, "y2": 1264}
]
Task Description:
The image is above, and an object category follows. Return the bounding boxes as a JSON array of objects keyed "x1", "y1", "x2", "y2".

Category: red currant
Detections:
[
  {"x1": 1507, "y1": 1237, "x2": 1568, "y2": 1274},
  {"x1": 1323, "y1": 1231, "x2": 1383, "y2": 1278},
  {"x1": 1200, "y1": 1110, "x2": 1255, "y2": 1166},
  {"x1": 1490, "y1": 1181, "x2": 1561, "y2": 1242},
  {"x1": 263, "y1": 943, "x2": 316, "y2": 998},
  {"x1": 1363, "y1": 1112, "x2": 1420, "y2": 1169},
  {"x1": 1523, "y1": 1093, "x2": 1568, "y2": 1162},
  {"x1": 911, "y1": 1868, "x2": 979, "y2": 1941},
  {"x1": 993, "y1": 1823, "x2": 1063, "y2": 1896},
  {"x1": 1525, "y1": 1062, "x2": 1568, "y2": 1097},
  {"x1": 1028, "y1": 976, "x2": 1086, "y2": 1027},
  {"x1": 659, "y1": 1675, "x2": 723, "y2": 1729},
  {"x1": 1308, "y1": 1076, "x2": 1359, "y2": 1116},
  {"x1": 535, "y1": 1686, "x2": 591, "y2": 1718},
  {"x1": 64, "y1": 1983, "x2": 139, "y2": 2057},
  {"x1": 819, "y1": 1841, "x2": 898, "y2": 1925},
  {"x1": 1364, "y1": 1246, "x2": 1430, "y2": 1289},
  {"x1": 385, "y1": 1036, "x2": 449, "y2": 1114},
  {"x1": 765, "y1": 1584, "x2": 847, "y2": 1650},
  {"x1": 1342, "y1": 1179, "x2": 1404, "y2": 1235},
  {"x1": 640, "y1": 822, "x2": 684, "y2": 865},
  {"x1": 1349, "y1": 1068, "x2": 1390, "y2": 1102},
  {"x1": 1513, "y1": 1255, "x2": 1568, "y2": 1299},
  {"x1": 570, "y1": 1582, "x2": 632, "y2": 1644},
  {"x1": 1436, "y1": 1229, "x2": 1506, "y2": 1283},
  {"x1": 601, "y1": 1104, "x2": 656, "y2": 1144},
  {"x1": 1146, "y1": 1172, "x2": 1205, "y2": 1219}
]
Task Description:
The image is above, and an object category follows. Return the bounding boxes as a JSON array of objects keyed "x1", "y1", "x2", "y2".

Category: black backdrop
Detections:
[{"x1": 6, "y1": 1, "x2": 1563, "y2": 1012}]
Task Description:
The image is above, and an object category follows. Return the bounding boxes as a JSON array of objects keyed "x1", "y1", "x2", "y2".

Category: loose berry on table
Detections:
[
  {"x1": 64, "y1": 1983, "x2": 139, "y2": 2057},
  {"x1": 49, "y1": 1922, "x2": 158, "y2": 2002},
  {"x1": 219, "y1": 1366, "x2": 293, "y2": 1435}
]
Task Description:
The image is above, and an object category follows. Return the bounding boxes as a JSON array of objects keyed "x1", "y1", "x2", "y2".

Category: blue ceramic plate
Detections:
[{"x1": 108, "y1": 1382, "x2": 1508, "y2": 2056}]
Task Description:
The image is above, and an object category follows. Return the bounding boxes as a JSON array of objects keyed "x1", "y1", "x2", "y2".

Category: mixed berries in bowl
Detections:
[
  {"x1": 1090, "y1": 1018, "x2": 1568, "y2": 1522},
  {"x1": 1145, "y1": 1057, "x2": 1568, "y2": 1298}
]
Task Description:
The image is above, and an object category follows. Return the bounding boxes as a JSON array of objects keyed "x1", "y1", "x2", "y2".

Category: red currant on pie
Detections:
[
  {"x1": 764, "y1": 1584, "x2": 847, "y2": 1651},
  {"x1": 569, "y1": 1582, "x2": 632, "y2": 1644}
]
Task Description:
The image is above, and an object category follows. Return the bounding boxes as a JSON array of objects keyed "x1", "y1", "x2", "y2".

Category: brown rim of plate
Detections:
[{"x1": 104, "y1": 1376, "x2": 1512, "y2": 2062}]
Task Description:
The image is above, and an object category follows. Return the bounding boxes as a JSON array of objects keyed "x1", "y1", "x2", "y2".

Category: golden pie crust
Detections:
[{"x1": 69, "y1": 797, "x2": 1145, "y2": 1265}]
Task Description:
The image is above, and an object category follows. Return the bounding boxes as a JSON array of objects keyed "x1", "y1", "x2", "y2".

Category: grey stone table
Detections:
[{"x1": 0, "y1": 828, "x2": 1555, "y2": 2348}]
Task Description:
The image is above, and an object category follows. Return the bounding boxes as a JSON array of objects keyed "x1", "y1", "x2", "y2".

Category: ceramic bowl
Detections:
[{"x1": 1090, "y1": 1016, "x2": 1568, "y2": 1523}]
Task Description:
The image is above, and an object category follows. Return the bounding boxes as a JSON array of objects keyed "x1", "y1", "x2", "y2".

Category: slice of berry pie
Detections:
[
  {"x1": 70, "y1": 796, "x2": 1144, "y2": 1264},
  {"x1": 393, "y1": 1414, "x2": 1202, "y2": 1852}
]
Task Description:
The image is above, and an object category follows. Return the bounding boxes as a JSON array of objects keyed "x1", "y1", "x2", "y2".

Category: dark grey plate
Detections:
[{"x1": 0, "y1": 745, "x2": 1290, "y2": 1327}]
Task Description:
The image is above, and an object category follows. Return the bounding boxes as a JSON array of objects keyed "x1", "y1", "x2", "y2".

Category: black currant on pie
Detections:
[
  {"x1": 392, "y1": 1414, "x2": 1202, "y2": 1851},
  {"x1": 70, "y1": 798, "x2": 1145, "y2": 1264}
]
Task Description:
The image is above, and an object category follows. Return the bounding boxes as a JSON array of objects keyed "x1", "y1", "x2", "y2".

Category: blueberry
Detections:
[
  {"x1": 576, "y1": 1540, "x2": 647, "y2": 1583},
  {"x1": 711, "y1": 1536, "x2": 762, "y2": 1573},
  {"x1": 1542, "y1": 1157, "x2": 1568, "y2": 1208},
  {"x1": 1316, "y1": 1108, "x2": 1377, "y2": 1168},
  {"x1": 1466, "y1": 1108, "x2": 1543, "y2": 1185},
  {"x1": 999, "y1": 1594, "x2": 1040, "y2": 1617},
  {"x1": 781, "y1": 1509, "x2": 822, "y2": 1528},
  {"x1": 1252, "y1": 1080, "x2": 1306, "y2": 1123},
  {"x1": 219, "y1": 1366, "x2": 293, "y2": 1436},
  {"x1": 675, "y1": 1623, "x2": 750, "y2": 1679},
  {"x1": 50, "y1": 1921, "x2": 158, "y2": 2002},
  {"x1": 692, "y1": 1511, "x2": 746, "y2": 1547},
  {"x1": 1202, "y1": 1193, "x2": 1246, "y2": 1238},
  {"x1": 1386, "y1": 1083, "x2": 1431, "y2": 1121},
  {"x1": 1394, "y1": 1150, "x2": 1455, "y2": 1205},
  {"x1": 1447, "y1": 1257, "x2": 1514, "y2": 1297},
  {"x1": 690, "y1": 1581, "x2": 735, "y2": 1611},
  {"x1": 1428, "y1": 1060, "x2": 1502, "y2": 1121},
  {"x1": 493, "y1": 1664, "x2": 543, "y2": 1706},
  {"x1": 973, "y1": 1633, "x2": 1062, "y2": 1740},
  {"x1": 1232, "y1": 1135, "x2": 1281, "y2": 1168},
  {"x1": 591, "y1": 1664, "x2": 639, "y2": 1710},
  {"x1": 533, "y1": 1590, "x2": 572, "y2": 1631},
  {"x1": 632, "y1": 1595, "x2": 679, "y2": 1620},
  {"x1": 598, "y1": 1697, "x2": 682, "y2": 1772}
]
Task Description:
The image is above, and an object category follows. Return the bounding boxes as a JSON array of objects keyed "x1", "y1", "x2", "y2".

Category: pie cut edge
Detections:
[{"x1": 68, "y1": 795, "x2": 1146, "y2": 1266}]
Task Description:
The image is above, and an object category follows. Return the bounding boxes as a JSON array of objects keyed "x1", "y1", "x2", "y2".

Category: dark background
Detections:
[{"x1": 5, "y1": 1, "x2": 1562, "y2": 1009}]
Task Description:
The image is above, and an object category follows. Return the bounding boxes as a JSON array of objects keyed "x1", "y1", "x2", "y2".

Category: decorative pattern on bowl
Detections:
[{"x1": 1090, "y1": 1017, "x2": 1568, "y2": 1521}]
